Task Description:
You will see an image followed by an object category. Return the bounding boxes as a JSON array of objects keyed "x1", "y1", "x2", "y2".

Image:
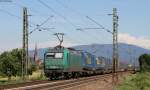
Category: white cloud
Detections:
[{"x1": 119, "y1": 33, "x2": 150, "y2": 49}]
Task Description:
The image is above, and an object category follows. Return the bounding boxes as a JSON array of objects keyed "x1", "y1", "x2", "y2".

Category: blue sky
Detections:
[{"x1": 0, "y1": 0, "x2": 150, "y2": 52}]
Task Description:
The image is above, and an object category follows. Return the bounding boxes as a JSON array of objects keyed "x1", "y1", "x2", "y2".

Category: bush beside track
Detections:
[{"x1": 116, "y1": 72, "x2": 150, "y2": 90}]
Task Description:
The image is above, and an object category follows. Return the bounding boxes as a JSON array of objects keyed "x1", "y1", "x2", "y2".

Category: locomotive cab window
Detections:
[
  {"x1": 46, "y1": 53, "x2": 55, "y2": 58},
  {"x1": 46, "y1": 52, "x2": 63, "y2": 59},
  {"x1": 55, "y1": 53, "x2": 63, "y2": 58}
]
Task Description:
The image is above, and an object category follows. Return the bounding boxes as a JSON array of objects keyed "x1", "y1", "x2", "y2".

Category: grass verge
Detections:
[
  {"x1": 0, "y1": 70, "x2": 47, "y2": 85},
  {"x1": 116, "y1": 72, "x2": 150, "y2": 90}
]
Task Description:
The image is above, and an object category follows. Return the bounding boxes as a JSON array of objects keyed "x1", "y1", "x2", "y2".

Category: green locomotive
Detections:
[
  {"x1": 44, "y1": 47, "x2": 83, "y2": 79},
  {"x1": 44, "y1": 46, "x2": 112, "y2": 80}
]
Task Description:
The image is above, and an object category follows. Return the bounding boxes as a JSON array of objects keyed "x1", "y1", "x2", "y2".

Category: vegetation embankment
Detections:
[
  {"x1": 116, "y1": 72, "x2": 150, "y2": 90},
  {"x1": 116, "y1": 54, "x2": 150, "y2": 90},
  {"x1": 0, "y1": 48, "x2": 46, "y2": 85},
  {"x1": 0, "y1": 70, "x2": 47, "y2": 85}
]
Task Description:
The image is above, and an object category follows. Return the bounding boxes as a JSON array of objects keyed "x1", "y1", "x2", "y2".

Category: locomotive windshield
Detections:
[
  {"x1": 55, "y1": 53, "x2": 63, "y2": 58},
  {"x1": 46, "y1": 52, "x2": 63, "y2": 59}
]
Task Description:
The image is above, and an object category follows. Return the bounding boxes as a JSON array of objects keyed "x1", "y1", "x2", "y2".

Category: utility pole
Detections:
[
  {"x1": 25, "y1": 7, "x2": 29, "y2": 80},
  {"x1": 78, "y1": 8, "x2": 119, "y2": 85},
  {"x1": 54, "y1": 33, "x2": 64, "y2": 47},
  {"x1": 22, "y1": 7, "x2": 29, "y2": 80},
  {"x1": 22, "y1": 7, "x2": 25, "y2": 80},
  {"x1": 111, "y1": 8, "x2": 119, "y2": 85}
]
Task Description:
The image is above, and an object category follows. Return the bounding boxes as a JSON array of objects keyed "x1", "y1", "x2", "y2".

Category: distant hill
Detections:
[
  {"x1": 73, "y1": 43, "x2": 150, "y2": 66},
  {"x1": 29, "y1": 43, "x2": 150, "y2": 66}
]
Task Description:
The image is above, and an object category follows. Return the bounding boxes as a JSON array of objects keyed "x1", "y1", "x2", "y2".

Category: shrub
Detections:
[{"x1": 116, "y1": 72, "x2": 150, "y2": 90}]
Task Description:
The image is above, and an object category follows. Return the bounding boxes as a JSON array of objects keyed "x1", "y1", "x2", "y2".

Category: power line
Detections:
[
  {"x1": 0, "y1": 8, "x2": 35, "y2": 27},
  {"x1": 0, "y1": 8, "x2": 21, "y2": 19},
  {"x1": 37, "y1": 0, "x2": 95, "y2": 44},
  {"x1": 12, "y1": 2, "x2": 51, "y2": 16},
  {"x1": 31, "y1": 28, "x2": 85, "y2": 46},
  {"x1": 0, "y1": 8, "x2": 53, "y2": 34},
  {"x1": 55, "y1": 0, "x2": 85, "y2": 21},
  {"x1": 38, "y1": 15, "x2": 54, "y2": 27},
  {"x1": 37, "y1": 0, "x2": 77, "y2": 28},
  {"x1": 86, "y1": 16, "x2": 113, "y2": 34},
  {"x1": 0, "y1": 6, "x2": 84, "y2": 46},
  {"x1": 1, "y1": 1, "x2": 54, "y2": 27},
  {"x1": 12, "y1": 2, "x2": 84, "y2": 45},
  {"x1": 29, "y1": 15, "x2": 54, "y2": 34},
  {"x1": 55, "y1": 0, "x2": 111, "y2": 43},
  {"x1": 11, "y1": 3, "x2": 56, "y2": 37}
]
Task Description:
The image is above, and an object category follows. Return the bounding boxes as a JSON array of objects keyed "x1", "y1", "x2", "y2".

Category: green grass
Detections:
[
  {"x1": 116, "y1": 72, "x2": 150, "y2": 90},
  {"x1": 28, "y1": 70, "x2": 47, "y2": 80},
  {"x1": 0, "y1": 70, "x2": 47, "y2": 85},
  {"x1": 0, "y1": 76, "x2": 24, "y2": 85},
  {"x1": 0, "y1": 80, "x2": 24, "y2": 85}
]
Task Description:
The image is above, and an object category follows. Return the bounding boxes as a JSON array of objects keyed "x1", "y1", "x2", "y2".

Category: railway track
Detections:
[
  {"x1": 6, "y1": 74, "x2": 111, "y2": 90},
  {"x1": 40, "y1": 74, "x2": 112, "y2": 90},
  {"x1": 2, "y1": 71, "x2": 133, "y2": 90}
]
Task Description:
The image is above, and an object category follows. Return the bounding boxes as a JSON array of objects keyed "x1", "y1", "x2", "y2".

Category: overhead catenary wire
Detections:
[
  {"x1": 0, "y1": 4, "x2": 84, "y2": 49},
  {"x1": 33, "y1": 28, "x2": 86, "y2": 46},
  {"x1": 2, "y1": 0, "x2": 111, "y2": 46},
  {"x1": 11, "y1": 1, "x2": 57, "y2": 31},
  {"x1": 0, "y1": 8, "x2": 54, "y2": 35},
  {"x1": 37, "y1": 0, "x2": 94, "y2": 44},
  {"x1": 55, "y1": 0, "x2": 110, "y2": 43},
  {"x1": 12, "y1": 2, "x2": 51, "y2": 16},
  {"x1": 29, "y1": 15, "x2": 54, "y2": 34},
  {"x1": 0, "y1": 8, "x2": 21, "y2": 19},
  {"x1": 0, "y1": 8, "x2": 58, "y2": 46},
  {"x1": 55, "y1": 0, "x2": 86, "y2": 22},
  {"x1": 36, "y1": 1, "x2": 99, "y2": 45},
  {"x1": 0, "y1": 8, "x2": 36, "y2": 27},
  {"x1": 37, "y1": 0, "x2": 77, "y2": 28},
  {"x1": 86, "y1": 16, "x2": 113, "y2": 34},
  {"x1": 38, "y1": 15, "x2": 54, "y2": 27},
  {"x1": 0, "y1": 7, "x2": 82, "y2": 45}
]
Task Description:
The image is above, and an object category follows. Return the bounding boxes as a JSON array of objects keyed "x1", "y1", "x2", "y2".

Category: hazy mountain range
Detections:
[{"x1": 29, "y1": 43, "x2": 150, "y2": 65}]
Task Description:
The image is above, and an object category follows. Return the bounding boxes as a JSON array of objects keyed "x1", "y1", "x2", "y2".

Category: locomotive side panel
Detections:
[{"x1": 67, "y1": 50, "x2": 83, "y2": 72}]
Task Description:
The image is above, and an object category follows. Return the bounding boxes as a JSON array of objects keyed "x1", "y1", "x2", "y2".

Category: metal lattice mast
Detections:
[
  {"x1": 22, "y1": 7, "x2": 26, "y2": 80},
  {"x1": 25, "y1": 7, "x2": 29, "y2": 79},
  {"x1": 22, "y1": 7, "x2": 28, "y2": 80},
  {"x1": 112, "y1": 8, "x2": 119, "y2": 84}
]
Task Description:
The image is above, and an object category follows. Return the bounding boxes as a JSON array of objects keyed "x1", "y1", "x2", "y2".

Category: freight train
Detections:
[{"x1": 44, "y1": 46, "x2": 112, "y2": 80}]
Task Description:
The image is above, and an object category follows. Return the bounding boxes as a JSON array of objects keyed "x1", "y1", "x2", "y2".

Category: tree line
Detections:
[
  {"x1": 0, "y1": 48, "x2": 37, "y2": 80},
  {"x1": 139, "y1": 54, "x2": 150, "y2": 72}
]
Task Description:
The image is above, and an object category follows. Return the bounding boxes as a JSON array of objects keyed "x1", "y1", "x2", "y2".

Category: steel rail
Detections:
[{"x1": 3, "y1": 71, "x2": 133, "y2": 90}]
